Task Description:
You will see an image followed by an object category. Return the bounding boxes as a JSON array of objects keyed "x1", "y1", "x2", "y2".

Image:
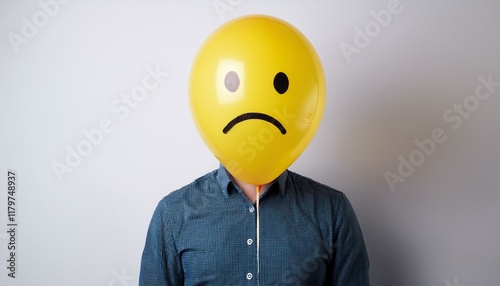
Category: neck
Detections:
[{"x1": 231, "y1": 176, "x2": 270, "y2": 203}]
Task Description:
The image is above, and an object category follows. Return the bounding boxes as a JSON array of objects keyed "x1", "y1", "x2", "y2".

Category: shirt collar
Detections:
[
  {"x1": 216, "y1": 164, "x2": 232, "y2": 198},
  {"x1": 216, "y1": 164, "x2": 288, "y2": 198}
]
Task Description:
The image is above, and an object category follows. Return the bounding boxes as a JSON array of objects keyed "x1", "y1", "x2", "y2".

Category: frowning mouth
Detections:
[{"x1": 222, "y1": 112, "x2": 286, "y2": 134}]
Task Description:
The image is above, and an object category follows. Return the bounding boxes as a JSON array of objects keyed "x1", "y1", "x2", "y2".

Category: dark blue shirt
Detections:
[{"x1": 140, "y1": 165, "x2": 370, "y2": 285}]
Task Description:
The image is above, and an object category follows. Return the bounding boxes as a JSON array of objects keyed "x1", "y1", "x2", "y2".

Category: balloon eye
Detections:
[
  {"x1": 224, "y1": 71, "x2": 240, "y2": 92},
  {"x1": 273, "y1": 72, "x2": 289, "y2": 94}
]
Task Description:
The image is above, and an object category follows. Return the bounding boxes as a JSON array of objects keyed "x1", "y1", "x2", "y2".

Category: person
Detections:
[
  {"x1": 139, "y1": 164, "x2": 370, "y2": 285},
  {"x1": 140, "y1": 14, "x2": 369, "y2": 285}
]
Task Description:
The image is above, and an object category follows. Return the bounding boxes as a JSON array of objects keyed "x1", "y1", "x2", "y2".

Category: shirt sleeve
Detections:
[
  {"x1": 331, "y1": 193, "x2": 370, "y2": 286},
  {"x1": 139, "y1": 199, "x2": 184, "y2": 285}
]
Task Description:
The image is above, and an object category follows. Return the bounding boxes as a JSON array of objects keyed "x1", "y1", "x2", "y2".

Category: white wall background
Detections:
[{"x1": 1, "y1": 0, "x2": 499, "y2": 285}]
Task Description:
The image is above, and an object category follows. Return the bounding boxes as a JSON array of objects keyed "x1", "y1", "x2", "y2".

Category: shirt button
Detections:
[
  {"x1": 246, "y1": 273, "x2": 253, "y2": 280},
  {"x1": 247, "y1": 238, "x2": 253, "y2": 245},
  {"x1": 249, "y1": 206, "x2": 255, "y2": 212}
]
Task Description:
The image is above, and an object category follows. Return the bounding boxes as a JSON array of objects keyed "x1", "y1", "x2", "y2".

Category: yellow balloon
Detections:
[{"x1": 189, "y1": 15, "x2": 326, "y2": 185}]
